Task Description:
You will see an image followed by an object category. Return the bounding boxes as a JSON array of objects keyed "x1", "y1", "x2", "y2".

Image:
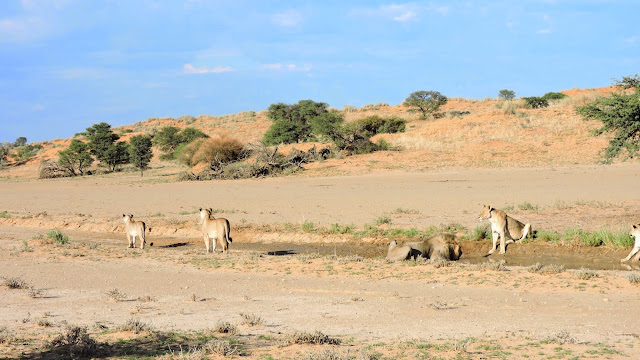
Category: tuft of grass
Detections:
[
  {"x1": 475, "y1": 261, "x2": 508, "y2": 272},
  {"x1": 328, "y1": 223, "x2": 354, "y2": 234},
  {"x1": 239, "y1": 312, "x2": 264, "y2": 326},
  {"x1": 213, "y1": 321, "x2": 237, "y2": 334},
  {"x1": 470, "y1": 224, "x2": 490, "y2": 241},
  {"x1": 105, "y1": 288, "x2": 127, "y2": 302},
  {"x1": 575, "y1": 268, "x2": 598, "y2": 280},
  {"x1": 118, "y1": 318, "x2": 152, "y2": 334},
  {"x1": 528, "y1": 262, "x2": 564, "y2": 274},
  {"x1": 3, "y1": 276, "x2": 29, "y2": 289},
  {"x1": 28, "y1": 286, "x2": 44, "y2": 298},
  {"x1": 285, "y1": 331, "x2": 341, "y2": 346},
  {"x1": 392, "y1": 208, "x2": 420, "y2": 214},
  {"x1": 517, "y1": 202, "x2": 539, "y2": 211},
  {"x1": 375, "y1": 216, "x2": 392, "y2": 226},
  {"x1": 46, "y1": 229, "x2": 69, "y2": 245},
  {"x1": 47, "y1": 326, "x2": 99, "y2": 359},
  {"x1": 627, "y1": 273, "x2": 640, "y2": 284},
  {"x1": 204, "y1": 339, "x2": 243, "y2": 356},
  {"x1": 0, "y1": 327, "x2": 13, "y2": 345},
  {"x1": 0, "y1": 210, "x2": 10, "y2": 218},
  {"x1": 37, "y1": 318, "x2": 53, "y2": 327},
  {"x1": 545, "y1": 330, "x2": 575, "y2": 344},
  {"x1": 301, "y1": 221, "x2": 315, "y2": 233}
]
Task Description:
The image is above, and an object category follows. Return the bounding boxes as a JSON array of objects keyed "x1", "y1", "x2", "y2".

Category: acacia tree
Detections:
[
  {"x1": 129, "y1": 135, "x2": 153, "y2": 176},
  {"x1": 58, "y1": 139, "x2": 94, "y2": 176},
  {"x1": 498, "y1": 89, "x2": 516, "y2": 100},
  {"x1": 85, "y1": 122, "x2": 129, "y2": 171},
  {"x1": 262, "y1": 100, "x2": 343, "y2": 145},
  {"x1": 402, "y1": 90, "x2": 448, "y2": 118},
  {"x1": 577, "y1": 87, "x2": 640, "y2": 162}
]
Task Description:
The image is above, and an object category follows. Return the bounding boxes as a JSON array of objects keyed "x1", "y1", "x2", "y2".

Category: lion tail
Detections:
[
  {"x1": 519, "y1": 223, "x2": 531, "y2": 241},
  {"x1": 226, "y1": 220, "x2": 232, "y2": 243}
]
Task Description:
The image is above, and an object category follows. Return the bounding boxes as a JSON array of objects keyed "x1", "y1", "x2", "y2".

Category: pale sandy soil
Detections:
[{"x1": 1, "y1": 164, "x2": 640, "y2": 359}]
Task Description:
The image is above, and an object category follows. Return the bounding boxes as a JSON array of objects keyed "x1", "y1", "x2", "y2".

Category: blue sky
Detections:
[{"x1": 1, "y1": 0, "x2": 638, "y2": 143}]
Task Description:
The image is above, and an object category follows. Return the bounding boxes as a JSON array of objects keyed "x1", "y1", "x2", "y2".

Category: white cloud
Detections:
[
  {"x1": 393, "y1": 11, "x2": 416, "y2": 22},
  {"x1": 262, "y1": 63, "x2": 312, "y2": 72},
  {"x1": 183, "y1": 64, "x2": 234, "y2": 74},
  {"x1": 350, "y1": 3, "x2": 447, "y2": 22},
  {"x1": 271, "y1": 10, "x2": 303, "y2": 27},
  {"x1": 623, "y1": 36, "x2": 638, "y2": 44}
]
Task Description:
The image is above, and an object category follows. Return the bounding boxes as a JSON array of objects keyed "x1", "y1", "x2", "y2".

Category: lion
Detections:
[
  {"x1": 122, "y1": 214, "x2": 150, "y2": 249},
  {"x1": 199, "y1": 208, "x2": 232, "y2": 254},
  {"x1": 386, "y1": 234, "x2": 462, "y2": 262},
  {"x1": 621, "y1": 224, "x2": 640, "y2": 262},
  {"x1": 477, "y1": 204, "x2": 531, "y2": 255}
]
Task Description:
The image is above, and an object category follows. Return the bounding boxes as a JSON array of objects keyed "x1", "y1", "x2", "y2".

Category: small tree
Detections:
[
  {"x1": 402, "y1": 90, "x2": 448, "y2": 118},
  {"x1": 577, "y1": 88, "x2": 640, "y2": 162},
  {"x1": 0, "y1": 143, "x2": 10, "y2": 168},
  {"x1": 153, "y1": 126, "x2": 182, "y2": 155},
  {"x1": 13, "y1": 137, "x2": 27, "y2": 147},
  {"x1": 262, "y1": 100, "x2": 340, "y2": 145},
  {"x1": 179, "y1": 127, "x2": 209, "y2": 144},
  {"x1": 498, "y1": 89, "x2": 516, "y2": 100},
  {"x1": 613, "y1": 74, "x2": 640, "y2": 89},
  {"x1": 129, "y1": 135, "x2": 153, "y2": 176},
  {"x1": 85, "y1": 122, "x2": 129, "y2": 171},
  {"x1": 102, "y1": 141, "x2": 130, "y2": 172},
  {"x1": 58, "y1": 140, "x2": 94, "y2": 176}
]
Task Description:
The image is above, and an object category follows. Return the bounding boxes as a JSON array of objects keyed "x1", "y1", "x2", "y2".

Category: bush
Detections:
[
  {"x1": 263, "y1": 100, "x2": 342, "y2": 145},
  {"x1": 354, "y1": 116, "x2": 406, "y2": 136},
  {"x1": 541, "y1": 92, "x2": 568, "y2": 101},
  {"x1": 613, "y1": 74, "x2": 640, "y2": 89},
  {"x1": 498, "y1": 89, "x2": 516, "y2": 100},
  {"x1": 39, "y1": 160, "x2": 72, "y2": 179},
  {"x1": 522, "y1": 96, "x2": 549, "y2": 109},
  {"x1": 47, "y1": 229, "x2": 69, "y2": 245},
  {"x1": 48, "y1": 326, "x2": 99, "y2": 358},
  {"x1": 178, "y1": 136, "x2": 245, "y2": 168},
  {"x1": 11, "y1": 143, "x2": 42, "y2": 162},
  {"x1": 58, "y1": 139, "x2": 94, "y2": 176}
]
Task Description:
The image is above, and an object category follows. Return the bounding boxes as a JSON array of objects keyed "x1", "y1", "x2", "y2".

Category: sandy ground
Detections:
[{"x1": 2, "y1": 164, "x2": 640, "y2": 359}]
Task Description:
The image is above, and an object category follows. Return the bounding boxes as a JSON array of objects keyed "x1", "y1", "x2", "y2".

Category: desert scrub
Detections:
[
  {"x1": 105, "y1": 288, "x2": 127, "y2": 302},
  {"x1": 518, "y1": 201, "x2": 539, "y2": 211},
  {"x1": 3, "y1": 276, "x2": 29, "y2": 289},
  {"x1": 528, "y1": 263, "x2": 564, "y2": 274},
  {"x1": 627, "y1": 273, "x2": 640, "y2": 284},
  {"x1": 46, "y1": 229, "x2": 69, "y2": 245},
  {"x1": 0, "y1": 210, "x2": 10, "y2": 218},
  {"x1": 475, "y1": 261, "x2": 508, "y2": 272},
  {"x1": 118, "y1": 318, "x2": 152, "y2": 334},
  {"x1": 47, "y1": 326, "x2": 99, "y2": 359},
  {"x1": 213, "y1": 321, "x2": 237, "y2": 334},
  {"x1": 574, "y1": 268, "x2": 598, "y2": 280},
  {"x1": 284, "y1": 331, "x2": 341, "y2": 346},
  {"x1": 239, "y1": 312, "x2": 264, "y2": 326}
]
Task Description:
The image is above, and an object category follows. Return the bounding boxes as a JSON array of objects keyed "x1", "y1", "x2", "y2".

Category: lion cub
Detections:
[
  {"x1": 621, "y1": 224, "x2": 640, "y2": 262},
  {"x1": 478, "y1": 204, "x2": 531, "y2": 255},
  {"x1": 122, "y1": 214, "x2": 150, "y2": 249},
  {"x1": 199, "y1": 208, "x2": 232, "y2": 254}
]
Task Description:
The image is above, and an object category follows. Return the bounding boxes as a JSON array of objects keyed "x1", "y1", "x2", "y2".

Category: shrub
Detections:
[
  {"x1": 541, "y1": 92, "x2": 568, "y2": 101},
  {"x1": 128, "y1": 135, "x2": 153, "y2": 176},
  {"x1": 118, "y1": 318, "x2": 151, "y2": 334},
  {"x1": 498, "y1": 89, "x2": 516, "y2": 100},
  {"x1": 285, "y1": 331, "x2": 341, "y2": 345},
  {"x1": 47, "y1": 229, "x2": 69, "y2": 245},
  {"x1": 39, "y1": 160, "x2": 72, "y2": 179},
  {"x1": 354, "y1": 115, "x2": 406, "y2": 136},
  {"x1": 263, "y1": 100, "x2": 341, "y2": 145},
  {"x1": 180, "y1": 136, "x2": 245, "y2": 168},
  {"x1": 11, "y1": 143, "x2": 43, "y2": 162},
  {"x1": 613, "y1": 74, "x2": 640, "y2": 89},
  {"x1": 522, "y1": 96, "x2": 549, "y2": 109},
  {"x1": 213, "y1": 321, "x2": 237, "y2": 334},
  {"x1": 47, "y1": 326, "x2": 99, "y2": 358},
  {"x1": 239, "y1": 312, "x2": 264, "y2": 326}
]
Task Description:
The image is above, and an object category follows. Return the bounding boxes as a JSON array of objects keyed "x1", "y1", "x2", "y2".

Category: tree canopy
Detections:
[{"x1": 402, "y1": 91, "x2": 448, "y2": 117}]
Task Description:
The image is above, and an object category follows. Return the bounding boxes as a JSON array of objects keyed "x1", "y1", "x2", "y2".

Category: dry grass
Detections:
[
  {"x1": 2, "y1": 276, "x2": 29, "y2": 289},
  {"x1": 545, "y1": 330, "x2": 575, "y2": 344},
  {"x1": 204, "y1": 339, "x2": 242, "y2": 356},
  {"x1": 105, "y1": 288, "x2": 127, "y2": 302},
  {"x1": 474, "y1": 261, "x2": 508, "y2": 272},
  {"x1": 574, "y1": 268, "x2": 598, "y2": 280},
  {"x1": 284, "y1": 331, "x2": 341, "y2": 346},
  {"x1": 118, "y1": 318, "x2": 152, "y2": 334},
  {"x1": 47, "y1": 326, "x2": 99, "y2": 359},
  {"x1": 213, "y1": 321, "x2": 237, "y2": 334},
  {"x1": 627, "y1": 273, "x2": 640, "y2": 284},
  {"x1": 0, "y1": 327, "x2": 13, "y2": 345},
  {"x1": 239, "y1": 312, "x2": 263, "y2": 326}
]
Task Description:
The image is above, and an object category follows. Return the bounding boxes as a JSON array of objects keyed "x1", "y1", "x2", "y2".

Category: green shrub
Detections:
[
  {"x1": 354, "y1": 115, "x2": 406, "y2": 136},
  {"x1": 47, "y1": 229, "x2": 69, "y2": 245},
  {"x1": 403, "y1": 90, "x2": 448, "y2": 118},
  {"x1": 541, "y1": 92, "x2": 568, "y2": 101},
  {"x1": 522, "y1": 96, "x2": 549, "y2": 109}
]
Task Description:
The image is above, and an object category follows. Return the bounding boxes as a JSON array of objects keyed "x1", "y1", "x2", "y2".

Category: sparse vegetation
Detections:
[
  {"x1": 118, "y1": 317, "x2": 152, "y2": 334},
  {"x1": 3, "y1": 276, "x2": 29, "y2": 289},
  {"x1": 522, "y1": 96, "x2": 549, "y2": 109},
  {"x1": 105, "y1": 288, "x2": 127, "y2": 302},
  {"x1": 613, "y1": 73, "x2": 640, "y2": 89},
  {"x1": 47, "y1": 326, "x2": 99, "y2": 358},
  {"x1": 402, "y1": 90, "x2": 448, "y2": 118},
  {"x1": 239, "y1": 312, "x2": 264, "y2": 326},
  {"x1": 213, "y1": 321, "x2": 237, "y2": 334},
  {"x1": 47, "y1": 229, "x2": 69, "y2": 245},
  {"x1": 577, "y1": 83, "x2": 640, "y2": 162},
  {"x1": 498, "y1": 89, "x2": 516, "y2": 100},
  {"x1": 285, "y1": 331, "x2": 341, "y2": 346}
]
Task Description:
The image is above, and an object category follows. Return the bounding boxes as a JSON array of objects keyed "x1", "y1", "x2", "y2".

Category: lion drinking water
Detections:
[
  {"x1": 386, "y1": 234, "x2": 462, "y2": 262},
  {"x1": 477, "y1": 204, "x2": 531, "y2": 255},
  {"x1": 621, "y1": 224, "x2": 640, "y2": 262}
]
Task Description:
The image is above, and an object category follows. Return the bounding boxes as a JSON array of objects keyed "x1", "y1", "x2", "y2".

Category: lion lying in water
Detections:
[{"x1": 386, "y1": 234, "x2": 462, "y2": 262}]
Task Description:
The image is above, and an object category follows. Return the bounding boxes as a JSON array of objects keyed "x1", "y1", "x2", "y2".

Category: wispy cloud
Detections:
[
  {"x1": 183, "y1": 64, "x2": 234, "y2": 74},
  {"x1": 623, "y1": 36, "x2": 638, "y2": 44},
  {"x1": 350, "y1": 3, "x2": 447, "y2": 22},
  {"x1": 262, "y1": 63, "x2": 312, "y2": 72},
  {"x1": 271, "y1": 10, "x2": 303, "y2": 27},
  {"x1": 536, "y1": 14, "x2": 553, "y2": 34}
]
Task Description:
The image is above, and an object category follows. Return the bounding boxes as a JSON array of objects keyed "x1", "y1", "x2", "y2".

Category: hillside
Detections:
[{"x1": 0, "y1": 86, "x2": 631, "y2": 180}]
